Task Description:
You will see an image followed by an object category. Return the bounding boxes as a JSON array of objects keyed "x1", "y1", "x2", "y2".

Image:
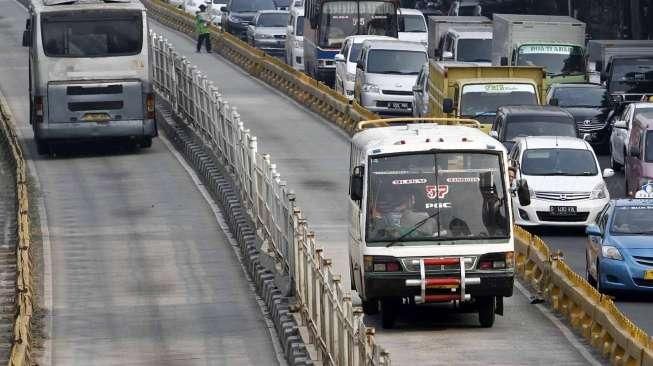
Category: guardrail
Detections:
[
  {"x1": 142, "y1": 0, "x2": 378, "y2": 136},
  {"x1": 145, "y1": 5, "x2": 653, "y2": 365},
  {"x1": 150, "y1": 32, "x2": 391, "y2": 365},
  {"x1": 0, "y1": 94, "x2": 33, "y2": 364}
]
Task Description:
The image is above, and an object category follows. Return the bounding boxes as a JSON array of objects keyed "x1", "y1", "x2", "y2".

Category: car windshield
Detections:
[
  {"x1": 516, "y1": 44, "x2": 584, "y2": 76},
  {"x1": 521, "y1": 148, "x2": 598, "y2": 176},
  {"x1": 611, "y1": 205, "x2": 653, "y2": 234},
  {"x1": 612, "y1": 59, "x2": 653, "y2": 82},
  {"x1": 257, "y1": 13, "x2": 288, "y2": 27},
  {"x1": 399, "y1": 14, "x2": 426, "y2": 32},
  {"x1": 458, "y1": 5, "x2": 478, "y2": 15},
  {"x1": 366, "y1": 152, "x2": 509, "y2": 245},
  {"x1": 41, "y1": 11, "x2": 142, "y2": 57},
  {"x1": 457, "y1": 38, "x2": 491, "y2": 63},
  {"x1": 552, "y1": 87, "x2": 607, "y2": 107},
  {"x1": 295, "y1": 16, "x2": 304, "y2": 36},
  {"x1": 366, "y1": 49, "x2": 426, "y2": 74},
  {"x1": 231, "y1": 0, "x2": 275, "y2": 12},
  {"x1": 319, "y1": 1, "x2": 397, "y2": 48},
  {"x1": 504, "y1": 118, "x2": 577, "y2": 141},
  {"x1": 460, "y1": 84, "x2": 537, "y2": 117}
]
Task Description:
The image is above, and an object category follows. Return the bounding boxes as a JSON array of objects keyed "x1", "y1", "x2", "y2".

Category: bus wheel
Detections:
[
  {"x1": 36, "y1": 139, "x2": 49, "y2": 155},
  {"x1": 362, "y1": 298, "x2": 378, "y2": 315},
  {"x1": 140, "y1": 137, "x2": 152, "y2": 149},
  {"x1": 381, "y1": 298, "x2": 400, "y2": 329},
  {"x1": 478, "y1": 297, "x2": 495, "y2": 328}
]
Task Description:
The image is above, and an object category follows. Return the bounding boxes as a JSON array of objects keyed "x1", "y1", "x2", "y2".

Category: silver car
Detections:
[{"x1": 247, "y1": 10, "x2": 288, "y2": 57}]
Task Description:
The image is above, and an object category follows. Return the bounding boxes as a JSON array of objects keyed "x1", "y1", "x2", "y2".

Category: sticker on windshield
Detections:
[
  {"x1": 462, "y1": 83, "x2": 536, "y2": 94},
  {"x1": 446, "y1": 177, "x2": 481, "y2": 183},
  {"x1": 392, "y1": 178, "x2": 427, "y2": 185},
  {"x1": 426, "y1": 185, "x2": 448, "y2": 199},
  {"x1": 425, "y1": 202, "x2": 451, "y2": 209},
  {"x1": 518, "y1": 45, "x2": 576, "y2": 55}
]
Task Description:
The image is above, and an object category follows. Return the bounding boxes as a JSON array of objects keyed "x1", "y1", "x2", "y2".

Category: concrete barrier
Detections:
[{"x1": 0, "y1": 93, "x2": 33, "y2": 365}]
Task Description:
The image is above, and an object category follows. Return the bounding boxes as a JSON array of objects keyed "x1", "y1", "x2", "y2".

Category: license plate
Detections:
[
  {"x1": 389, "y1": 102, "x2": 409, "y2": 110},
  {"x1": 549, "y1": 206, "x2": 577, "y2": 216},
  {"x1": 645, "y1": 270, "x2": 653, "y2": 280},
  {"x1": 82, "y1": 113, "x2": 111, "y2": 122}
]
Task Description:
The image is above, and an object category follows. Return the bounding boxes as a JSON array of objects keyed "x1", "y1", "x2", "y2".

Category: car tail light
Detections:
[
  {"x1": 34, "y1": 96, "x2": 43, "y2": 123},
  {"x1": 364, "y1": 256, "x2": 402, "y2": 272},
  {"x1": 146, "y1": 93, "x2": 155, "y2": 119},
  {"x1": 479, "y1": 252, "x2": 514, "y2": 270}
]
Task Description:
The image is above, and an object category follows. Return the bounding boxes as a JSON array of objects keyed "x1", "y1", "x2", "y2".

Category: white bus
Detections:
[
  {"x1": 22, "y1": 0, "x2": 156, "y2": 154},
  {"x1": 348, "y1": 119, "x2": 522, "y2": 329}
]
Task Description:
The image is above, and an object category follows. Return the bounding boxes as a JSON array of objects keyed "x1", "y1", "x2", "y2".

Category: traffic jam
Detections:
[{"x1": 208, "y1": 0, "x2": 653, "y2": 325}]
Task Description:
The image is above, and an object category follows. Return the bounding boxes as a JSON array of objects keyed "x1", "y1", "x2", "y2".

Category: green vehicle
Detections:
[{"x1": 491, "y1": 14, "x2": 587, "y2": 90}]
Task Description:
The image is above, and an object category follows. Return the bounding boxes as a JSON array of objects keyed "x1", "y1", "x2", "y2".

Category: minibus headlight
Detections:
[{"x1": 364, "y1": 256, "x2": 402, "y2": 272}]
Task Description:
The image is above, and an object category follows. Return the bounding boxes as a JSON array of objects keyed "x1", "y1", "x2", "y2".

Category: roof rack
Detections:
[{"x1": 356, "y1": 117, "x2": 481, "y2": 131}]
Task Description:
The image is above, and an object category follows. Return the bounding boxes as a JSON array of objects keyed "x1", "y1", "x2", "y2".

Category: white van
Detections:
[
  {"x1": 334, "y1": 35, "x2": 394, "y2": 100},
  {"x1": 398, "y1": 8, "x2": 428, "y2": 47},
  {"x1": 285, "y1": 7, "x2": 304, "y2": 71},
  {"x1": 23, "y1": 0, "x2": 156, "y2": 154},
  {"x1": 349, "y1": 120, "x2": 516, "y2": 329}
]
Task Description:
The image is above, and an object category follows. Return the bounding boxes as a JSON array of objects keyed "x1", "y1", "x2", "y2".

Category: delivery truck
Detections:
[
  {"x1": 491, "y1": 14, "x2": 586, "y2": 87},
  {"x1": 427, "y1": 16, "x2": 491, "y2": 60}
]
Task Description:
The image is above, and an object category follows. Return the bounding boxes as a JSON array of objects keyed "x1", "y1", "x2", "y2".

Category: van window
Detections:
[
  {"x1": 399, "y1": 14, "x2": 426, "y2": 32},
  {"x1": 366, "y1": 49, "x2": 426, "y2": 74},
  {"x1": 504, "y1": 116, "x2": 577, "y2": 141},
  {"x1": 230, "y1": 0, "x2": 275, "y2": 12},
  {"x1": 295, "y1": 15, "x2": 304, "y2": 36},
  {"x1": 41, "y1": 11, "x2": 143, "y2": 58}
]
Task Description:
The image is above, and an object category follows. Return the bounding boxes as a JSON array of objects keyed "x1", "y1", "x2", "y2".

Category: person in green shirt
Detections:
[{"x1": 195, "y1": 4, "x2": 212, "y2": 53}]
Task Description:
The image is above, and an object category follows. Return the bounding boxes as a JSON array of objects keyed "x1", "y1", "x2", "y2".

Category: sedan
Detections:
[
  {"x1": 586, "y1": 197, "x2": 653, "y2": 294},
  {"x1": 246, "y1": 10, "x2": 289, "y2": 57}
]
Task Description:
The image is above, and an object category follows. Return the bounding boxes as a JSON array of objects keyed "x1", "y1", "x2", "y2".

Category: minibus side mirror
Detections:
[
  {"x1": 442, "y1": 98, "x2": 454, "y2": 114},
  {"x1": 500, "y1": 56, "x2": 508, "y2": 66},
  {"x1": 22, "y1": 30, "x2": 31, "y2": 47},
  {"x1": 516, "y1": 178, "x2": 531, "y2": 206},
  {"x1": 350, "y1": 165, "x2": 364, "y2": 201}
]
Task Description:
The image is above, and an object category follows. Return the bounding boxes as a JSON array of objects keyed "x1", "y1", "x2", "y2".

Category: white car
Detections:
[
  {"x1": 334, "y1": 35, "x2": 394, "y2": 100},
  {"x1": 285, "y1": 7, "x2": 304, "y2": 71},
  {"x1": 353, "y1": 39, "x2": 427, "y2": 114},
  {"x1": 510, "y1": 136, "x2": 614, "y2": 227},
  {"x1": 609, "y1": 102, "x2": 653, "y2": 171},
  {"x1": 398, "y1": 8, "x2": 428, "y2": 48}
]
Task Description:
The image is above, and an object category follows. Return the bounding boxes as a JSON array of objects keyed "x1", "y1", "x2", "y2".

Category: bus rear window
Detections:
[{"x1": 41, "y1": 11, "x2": 143, "y2": 57}]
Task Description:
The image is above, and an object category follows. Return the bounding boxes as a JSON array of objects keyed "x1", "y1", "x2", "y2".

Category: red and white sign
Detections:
[{"x1": 426, "y1": 185, "x2": 449, "y2": 199}]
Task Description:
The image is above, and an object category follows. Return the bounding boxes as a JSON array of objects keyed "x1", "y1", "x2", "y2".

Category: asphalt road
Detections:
[
  {"x1": 0, "y1": 1, "x2": 280, "y2": 364},
  {"x1": 149, "y1": 20, "x2": 605, "y2": 365},
  {"x1": 535, "y1": 154, "x2": 653, "y2": 334}
]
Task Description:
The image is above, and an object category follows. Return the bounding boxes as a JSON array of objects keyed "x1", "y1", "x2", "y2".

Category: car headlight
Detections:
[
  {"x1": 256, "y1": 33, "x2": 273, "y2": 39},
  {"x1": 346, "y1": 72, "x2": 356, "y2": 82},
  {"x1": 228, "y1": 15, "x2": 242, "y2": 23},
  {"x1": 362, "y1": 83, "x2": 380, "y2": 93},
  {"x1": 589, "y1": 182, "x2": 608, "y2": 199},
  {"x1": 602, "y1": 245, "x2": 623, "y2": 261}
]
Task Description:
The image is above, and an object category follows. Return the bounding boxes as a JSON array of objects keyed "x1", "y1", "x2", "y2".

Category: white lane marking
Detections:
[
  {"x1": 160, "y1": 134, "x2": 288, "y2": 366},
  {"x1": 514, "y1": 281, "x2": 603, "y2": 366},
  {"x1": 0, "y1": 86, "x2": 53, "y2": 365}
]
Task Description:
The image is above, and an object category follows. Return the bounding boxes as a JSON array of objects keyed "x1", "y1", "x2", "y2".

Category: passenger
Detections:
[{"x1": 369, "y1": 183, "x2": 434, "y2": 239}]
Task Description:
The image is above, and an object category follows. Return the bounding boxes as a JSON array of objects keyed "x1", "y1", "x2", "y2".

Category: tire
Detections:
[
  {"x1": 140, "y1": 137, "x2": 153, "y2": 149},
  {"x1": 477, "y1": 297, "x2": 496, "y2": 328},
  {"x1": 381, "y1": 298, "x2": 400, "y2": 329},
  {"x1": 362, "y1": 298, "x2": 379, "y2": 315},
  {"x1": 35, "y1": 138, "x2": 49, "y2": 155},
  {"x1": 596, "y1": 260, "x2": 605, "y2": 294},
  {"x1": 586, "y1": 254, "x2": 596, "y2": 287}
]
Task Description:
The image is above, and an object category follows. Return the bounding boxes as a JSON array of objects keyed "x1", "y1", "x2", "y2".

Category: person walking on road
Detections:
[{"x1": 196, "y1": 4, "x2": 212, "y2": 53}]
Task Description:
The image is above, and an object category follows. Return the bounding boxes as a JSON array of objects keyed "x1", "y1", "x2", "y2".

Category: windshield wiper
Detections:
[
  {"x1": 472, "y1": 111, "x2": 495, "y2": 118},
  {"x1": 386, "y1": 210, "x2": 441, "y2": 248}
]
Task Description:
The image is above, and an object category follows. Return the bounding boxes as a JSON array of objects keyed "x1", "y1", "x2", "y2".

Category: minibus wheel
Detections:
[
  {"x1": 381, "y1": 298, "x2": 400, "y2": 329},
  {"x1": 478, "y1": 297, "x2": 495, "y2": 328},
  {"x1": 362, "y1": 298, "x2": 378, "y2": 315}
]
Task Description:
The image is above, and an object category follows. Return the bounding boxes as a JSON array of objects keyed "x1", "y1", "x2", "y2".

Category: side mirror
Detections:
[
  {"x1": 25, "y1": 19, "x2": 31, "y2": 30},
  {"x1": 582, "y1": 133, "x2": 591, "y2": 141},
  {"x1": 500, "y1": 56, "x2": 508, "y2": 66},
  {"x1": 22, "y1": 30, "x2": 31, "y2": 47},
  {"x1": 356, "y1": 59, "x2": 365, "y2": 70},
  {"x1": 516, "y1": 179, "x2": 531, "y2": 206},
  {"x1": 442, "y1": 98, "x2": 454, "y2": 114},
  {"x1": 412, "y1": 84, "x2": 422, "y2": 93},
  {"x1": 220, "y1": 6, "x2": 227, "y2": 11},
  {"x1": 603, "y1": 168, "x2": 615, "y2": 178},
  {"x1": 549, "y1": 97, "x2": 559, "y2": 106},
  {"x1": 613, "y1": 120, "x2": 627, "y2": 129},
  {"x1": 630, "y1": 144, "x2": 641, "y2": 158},
  {"x1": 442, "y1": 50, "x2": 453, "y2": 60},
  {"x1": 585, "y1": 223, "x2": 602, "y2": 237},
  {"x1": 350, "y1": 165, "x2": 364, "y2": 201},
  {"x1": 334, "y1": 53, "x2": 346, "y2": 63},
  {"x1": 595, "y1": 61, "x2": 602, "y2": 72},
  {"x1": 489, "y1": 130, "x2": 499, "y2": 139}
]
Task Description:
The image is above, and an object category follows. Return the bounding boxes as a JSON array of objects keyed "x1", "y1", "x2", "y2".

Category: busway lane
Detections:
[
  {"x1": 535, "y1": 155, "x2": 653, "y2": 335},
  {"x1": 150, "y1": 20, "x2": 605, "y2": 365},
  {"x1": 0, "y1": 1, "x2": 279, "y2": 364}
]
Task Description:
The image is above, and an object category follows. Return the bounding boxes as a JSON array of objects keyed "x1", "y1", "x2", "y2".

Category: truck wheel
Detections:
[
  {"x1": 478, "y1": 297, "x2": 495, "y2": 328},
  {"x1": 140, "y1": 137, "x2": 152, "y2": 149},
  {"x1": 381, "y1": 298, "x2": 400, "y2": 329},
  {"x1": 36, "y1": 138, "x2": 49, "y2": 155},
  {"x1": 362, "y1": 298, "x2": 378, "y2": 315}
]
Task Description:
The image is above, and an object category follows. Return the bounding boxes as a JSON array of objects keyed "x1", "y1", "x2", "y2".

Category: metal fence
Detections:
[{"x1": 150, "y1": 31, "x2": 391, "y2": 366}]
